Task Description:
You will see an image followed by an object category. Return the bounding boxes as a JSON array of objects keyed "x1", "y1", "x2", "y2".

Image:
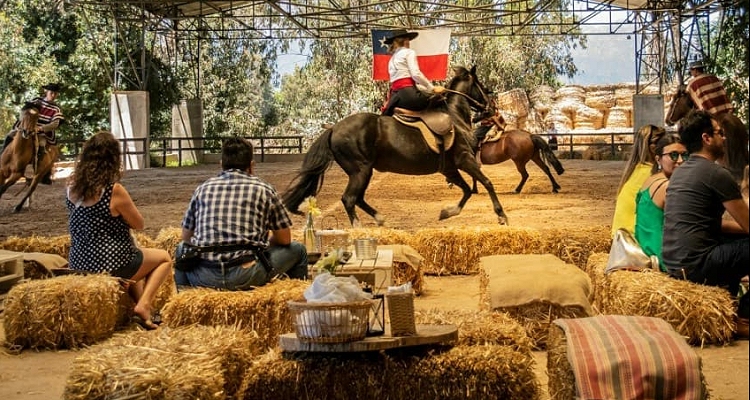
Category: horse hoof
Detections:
[{"x1": 498, "y1": 215, "x2": 508, "y2": 225}]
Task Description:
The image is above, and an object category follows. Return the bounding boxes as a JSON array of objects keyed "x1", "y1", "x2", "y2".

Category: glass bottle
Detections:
[{"x1": 303, "y1": 212, "x2": 316, "y2": 253}]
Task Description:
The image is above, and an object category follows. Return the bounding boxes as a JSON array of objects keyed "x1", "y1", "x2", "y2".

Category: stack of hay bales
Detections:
[
  {"x1": 154, "y1": 226, "x2": 183, "y2": 255},
  {"x1": 584, "y1": 253, "x2": 736, "y2": 345},
  {"x1": 161, "y1": 278, "x2": 308, "y2": 349},
  {"x1": 64, "y1": 325, "x2": 263, "y2": 400},
  {"x1": 607, "y1": 107, "x2": 631, "y2": 128},
  {"x1": 0, "y1": 234, "x2": 71, "y2": 259},
  {"x1": 496, "y1": 88, "x2": 531, "y2": 131},
  {"x1": 238, "y1": 346, "x2": 540, "y2": 400},
  {"x1": 3, "y1": 275, "x2": 122, "y2": 350}
]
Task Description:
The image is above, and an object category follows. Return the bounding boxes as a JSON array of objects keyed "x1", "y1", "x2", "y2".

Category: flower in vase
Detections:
[{"x1": 303, "y1": 196, "x2": 322, "y2": 217}]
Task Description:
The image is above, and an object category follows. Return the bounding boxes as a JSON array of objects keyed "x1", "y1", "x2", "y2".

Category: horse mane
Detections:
[
  {"x1": 444, "y1": 66, "x2": 480, "y2": 149},
  {"x1": 16, "y1": 106, "x2": 39, "y2": 133}
]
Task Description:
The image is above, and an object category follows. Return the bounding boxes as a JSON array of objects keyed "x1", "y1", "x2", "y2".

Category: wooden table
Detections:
[{"x1": 279, "y1": 324, "x2": 457, "y2": 353}]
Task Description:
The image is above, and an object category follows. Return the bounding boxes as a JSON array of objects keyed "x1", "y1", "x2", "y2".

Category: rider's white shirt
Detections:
[{"x1": 388, "y1": 47, "x2": 434, "y2": 92}]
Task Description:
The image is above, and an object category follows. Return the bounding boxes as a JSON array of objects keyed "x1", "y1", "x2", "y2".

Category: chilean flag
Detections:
[{"x1": 371, "y1": 29, "x2": 451, "y2": 81}]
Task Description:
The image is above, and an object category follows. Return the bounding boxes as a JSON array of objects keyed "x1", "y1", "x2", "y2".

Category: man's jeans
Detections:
[{"x1": 174, "y1": 242, "x2": 308, "y2": 291}]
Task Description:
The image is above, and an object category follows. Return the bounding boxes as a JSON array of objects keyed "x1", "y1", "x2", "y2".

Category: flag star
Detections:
[{"x1": 379, "y1": 36, "x2": 387, "y2": 48}]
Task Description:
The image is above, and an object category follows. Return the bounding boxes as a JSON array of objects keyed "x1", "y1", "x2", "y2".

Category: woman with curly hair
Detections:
[{"x1": 66, "y1": 131, "x2": 171, "y2": 329}]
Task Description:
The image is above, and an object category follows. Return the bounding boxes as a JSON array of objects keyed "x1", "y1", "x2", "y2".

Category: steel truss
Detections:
[{"x1": 66, "y1": 0, "x2": 742, "y2": 94}]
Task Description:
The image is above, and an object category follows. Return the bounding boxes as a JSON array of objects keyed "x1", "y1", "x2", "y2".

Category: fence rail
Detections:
[
  {"x1": 55, "y1": 131, "x2": 637, "y2": 166},
  {"x1": 56, "y1": 135, "x2": 305, "y2": 165}
]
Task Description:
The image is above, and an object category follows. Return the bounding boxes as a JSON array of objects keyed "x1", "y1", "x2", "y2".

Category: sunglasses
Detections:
[{"x1": 662, "y1": 151, "x2": 689, "y2": 162}]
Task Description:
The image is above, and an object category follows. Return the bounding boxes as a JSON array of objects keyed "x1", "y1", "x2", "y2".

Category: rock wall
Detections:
[{"x1": 495, "y1": 83, "x2": 668, "y2": 133}]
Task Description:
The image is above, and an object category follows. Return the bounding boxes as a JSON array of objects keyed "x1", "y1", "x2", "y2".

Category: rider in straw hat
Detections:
[
  {"x1": 685, "y1": 59, "x2": 732, "y2": 116},
  {"x1": 381, "y1": 29, "x2": 446, "y2": 116}
]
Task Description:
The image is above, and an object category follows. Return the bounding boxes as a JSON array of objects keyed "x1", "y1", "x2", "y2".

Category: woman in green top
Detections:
[{"x1": 635, "y1": 134, "x2": 687, "y2": 271}]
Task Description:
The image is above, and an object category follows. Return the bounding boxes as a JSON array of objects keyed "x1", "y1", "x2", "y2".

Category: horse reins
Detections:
[{"x1": 442, "y1": 85, "x2": 492, "y2": 113}]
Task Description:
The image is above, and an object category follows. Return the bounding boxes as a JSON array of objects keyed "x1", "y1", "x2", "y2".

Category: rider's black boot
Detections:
[{"x1": 37, "y1": 146, "x2": 53, "y2": 185}]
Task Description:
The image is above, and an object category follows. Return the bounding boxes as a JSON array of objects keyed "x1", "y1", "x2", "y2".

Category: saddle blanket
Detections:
[{"x1": 554, "y1": 315, "x2": 705, "y2": 400}]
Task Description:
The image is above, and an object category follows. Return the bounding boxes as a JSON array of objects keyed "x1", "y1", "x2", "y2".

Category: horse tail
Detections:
[
  {"x1": 282, "y1": 128, "x2": 334, "y2": 214},
  {"x1": 531, "y1": 134, "x2": 564, "y2": 175}
]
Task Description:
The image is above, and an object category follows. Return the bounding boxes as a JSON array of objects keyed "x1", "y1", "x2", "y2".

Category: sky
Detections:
[{"x1": 276, "y1": 5, "x2": 636, "y2": 86}]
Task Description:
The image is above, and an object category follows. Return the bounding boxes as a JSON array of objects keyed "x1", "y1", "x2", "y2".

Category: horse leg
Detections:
[
  {"x1": 341, "y1": 168, "x2": 385, "y2": 227},
  {"x1": 531, "y1": 154, "x2": 561, "y2": 193},
  {"x1": 441, "y1": 169, "x2": 474, "y2": 220},
  {"x1": 512, "y1": 160, "x2": 530, "y2": 194},
  {"x1": 452, "y1": 153, "x2": 509, "y2": 225},
  {"x1": 0, "y1": 172, "x2": 24, "y2": 200}
]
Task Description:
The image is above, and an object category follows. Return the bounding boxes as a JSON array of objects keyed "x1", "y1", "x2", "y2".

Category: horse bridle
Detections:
[{"x1": 442, "y1": 77, "x2": 493, "y2": 114}]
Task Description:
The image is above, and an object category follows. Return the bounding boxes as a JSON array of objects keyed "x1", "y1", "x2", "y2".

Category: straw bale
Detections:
[
  {"x1": 529, "y1": 85, "x2": 555, "y2": 106},
  {"x1": 556, "y1": 85, "x2": 586, "y2": 103},
  {"x1": 347, "y1": 227, "x2": 414, "y2": 247},
  {"x1": 413, "y1": 308, "x2": 532, "y2": 353},
  {"x1": 585, "y1": 253, "x2": 736, "y2": 345},
  {"x1": 239, "y1": 345, "x2": 540, "y2": 400},
  {"x1": 547, "y1": 323, "x2": 578, "y2": 400},
  {"x1": 556, "y1": 98, "x2": 582, "y2": 115},
  {"x1": 393, "y1": 260, "x2": 424, "y2": 295},
  {"x1": 3, "y1": 275, "x2": 121, "y2": 350},
  {"x1": 64, "y1": 325, "x2": 262, "y2": 399},
  {"x1": 574, "y1": 105, "x2": 604, "y2": 130},
  {"x1": 606, "y1": 107, "x2": 631, "y2": 128},
  {"x1": 545, "y1": 109, "x2": 572, "y2": 131},
  {"x1": 584, "y1": 90, "x2": 616, "y2": 110},
  {"x1": 614, "y1": 87, "x2": 635, "y2": 107},
  {"x1": 497, "y1": 88, "x2": 531, "y2": 117},
  {"x1": 132, "y1": 231, "x2": 158, "y2": 249},
  {"x1": 0, "y1": 235, "x2": 70, "y2": 258},
  {"x1": 583, "y1": 144, "x2": 613, "y2": 160},
  {"x1": 116, "y1": 268, "x2": 178, "y2": 325},
  {"x1": 540, "y1": 226, "x2": 610, "y2": 270},
  {"x1": 502, "y1": 301, "x2": 588, "y2": 350},
  {"x1": 154, "y1": 226, "x2": 183, "y2": 254},
  {"x1": 410, "y1": 226, "x2": 543, "y2": 275},
  {"x1": 161, "y1": 278, "x2": 308, "y2": 349}
]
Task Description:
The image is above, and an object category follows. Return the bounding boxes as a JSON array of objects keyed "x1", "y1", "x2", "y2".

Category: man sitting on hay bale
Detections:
[
  {"x1": 175, "y1": 137, "x2": 308, "y2": 291},
  {"x1": 662, "y1": 110, "x2": 749, "y2": 339}
]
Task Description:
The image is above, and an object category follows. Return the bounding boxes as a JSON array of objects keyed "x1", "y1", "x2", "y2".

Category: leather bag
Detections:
[{"x1": 605, "y1": 228, "x2": 659, "y2": 274}]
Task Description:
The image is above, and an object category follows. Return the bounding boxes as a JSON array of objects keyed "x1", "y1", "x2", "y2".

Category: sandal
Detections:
[{"x1": 132, "y1": 315, "x2": 159, "y2": 331}]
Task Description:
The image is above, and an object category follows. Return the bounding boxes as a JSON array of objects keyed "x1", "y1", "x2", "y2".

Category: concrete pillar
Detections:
[
  {"x1": 110, "y1": 91, "x2": 150, "y2": 170},
  {"x1": 171, "y1": 99, "x2": 204, "y2": 164},
  {"x1": 632, "y1": 94, "x2": 665, "y2": 132}
]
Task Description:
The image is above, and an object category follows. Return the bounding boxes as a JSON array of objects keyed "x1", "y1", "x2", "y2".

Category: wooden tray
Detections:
[{"x1": 279, "y1": 324, "x2": 457, "y2": 353}]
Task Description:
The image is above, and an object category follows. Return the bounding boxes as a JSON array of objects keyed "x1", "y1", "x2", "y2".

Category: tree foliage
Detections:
[{"x1": 713, "y1": 1, "x2": 749, "y2": 122}]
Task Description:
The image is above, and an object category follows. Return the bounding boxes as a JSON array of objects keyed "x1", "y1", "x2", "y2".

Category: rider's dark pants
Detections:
[{"x1": 383, "y1": 86, "x2": 431, "y2": 116}]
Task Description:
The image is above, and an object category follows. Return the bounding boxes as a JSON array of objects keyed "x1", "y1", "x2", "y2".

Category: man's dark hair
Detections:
[
  {"x1": 678, "y1": 110, "x2": 714, "y2": 154},
  {"x1": 221, "y1": 137, "x2": 254, "y2": 170}
]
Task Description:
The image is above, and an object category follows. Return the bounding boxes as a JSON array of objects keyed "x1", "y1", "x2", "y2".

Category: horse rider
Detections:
[
  {"x1": 685, "y1": 59, "x2": 732, "y2": 116},
  {"x1": 2, "y1": 83, "x2": 64, "y2": 185},
  {"x1": 381, "y1": 29, "x2": 446, "y2": 116}
]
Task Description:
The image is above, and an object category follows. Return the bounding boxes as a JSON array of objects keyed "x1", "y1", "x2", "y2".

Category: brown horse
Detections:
[
  {"x1": 665, "y1": 87, "x2": 748, "y2": 181},
  {"x1": 471, "y1": 117, "x2": 564, "y2": 194},
  {"x1": 0, "y1": 104, "x2": 60, "y2": 212}
]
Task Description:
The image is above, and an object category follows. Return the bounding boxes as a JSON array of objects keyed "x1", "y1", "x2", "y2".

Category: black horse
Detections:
[{"x1": 283, "y1": 66, "x2": 508, "y2": 226}]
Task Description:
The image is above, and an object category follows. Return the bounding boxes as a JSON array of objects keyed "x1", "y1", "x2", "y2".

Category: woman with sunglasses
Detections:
[{"x1": 634, "y1": 134, "x2": 688, "y2": 271}]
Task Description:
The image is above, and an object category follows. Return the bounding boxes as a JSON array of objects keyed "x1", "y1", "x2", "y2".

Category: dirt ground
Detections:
[{"x1": 0, "y1": 159, "x2": 748, "y2": 399}]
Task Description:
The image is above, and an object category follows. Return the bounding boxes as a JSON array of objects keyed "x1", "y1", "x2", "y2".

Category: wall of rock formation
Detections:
[{"x1": 496, "y1": 83, "x2": 670, "y2": 133}]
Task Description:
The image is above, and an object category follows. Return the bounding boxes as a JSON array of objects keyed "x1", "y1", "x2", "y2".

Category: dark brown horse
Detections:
[
  {"x1": 472, "y1": 118, "x2": 564, "y2": 193},
  {"x1": 665, "y1": 87, "x2": 748, "y2": 180},
  {"x1": 283, "y1": 66, "x2": 508, "y2": 226},
  {"x1": 0, "y1": 104, "x2": 60, "y2": 212}
]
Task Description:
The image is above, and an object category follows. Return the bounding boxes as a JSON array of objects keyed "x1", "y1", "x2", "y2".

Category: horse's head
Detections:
[
  {"x1": 17, "y1": 102, "x2": 40, "y2": 137},
  {"x1": 665, "y1": 85, "x2": 694, "y2": 126},
  {"x1": 446, "y1": 66, "x2": 494, "y2": 123}
]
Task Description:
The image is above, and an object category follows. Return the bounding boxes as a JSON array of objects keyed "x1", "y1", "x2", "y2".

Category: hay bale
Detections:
[
  {"x1": 582, "y1": 144, "x2": 613, "y2": 160},
  {"x1": 238, "y1": 345, "x2": 540, "y2": 399},
  {"x1": 529, "y1": 85, "x2": 555, "y2": 107},
  {"x1": 540, "y1": 226, "x2": 610, "y2": 270},
  {"x1": 584, "y1": 253, "x2": 736, "y2": 345},
  {"x1": 574, "y1": 105, "x2": 604, "y2": 130},
  {"x1": 413, "y1": 308, "x2": 533, "y2": 353},
  {"x1": 64, "y1": 325, "x2": 262, "y2": 400},
  {"x1": 116, "y1": 268, "x2": 178, "y2": 326},
  {"x1": 0, "y1": 235, "x2": 71, "y2": 258},
  {"x1": 23, "y1": 260, "x2": 53, "y2": 280},
  {"x1": 3, "y1": 275, "x2": 121, "y2": 350},
  {"x1": 497, "y1": 88, "x2": 531, "y2": 117},
  {"x1": 556, "y1": 85, "x2": 586, "y2": 103},
  {"x1": 545, "y1": 109, "x2": 572, "y2": 131},
  {"x1": 547, "y1": 324, "x2": 576, "y2": 400},
  {"x1": 606, "y1": 106, "x2": 631, "y2": 128},
  {"x1": 614, "y1": 86, "x2": 635, "y2": 107},
  {"x1": 410, "y1": 227, "x2": 543, "y2": 275},
  {"x1": 154, "y1": 227, "x2": 182, "y2": 255},
  {"x1": 161, "y1": 278, "x2": 308, "y2": 349},
  {"x1": 584, "y1": 89, "x2": 616, "y2": 110}
]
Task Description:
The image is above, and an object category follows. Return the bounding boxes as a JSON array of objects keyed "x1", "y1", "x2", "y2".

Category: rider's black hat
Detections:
[
  {"x1": 384, "y1": 29, "x2": 419, "y2": 45},
  {"x1": 42, "y1": 83, "x2": 62, "y2": 92},
  {"x1": 21, "y1": 101, "x2": 40, "y2": 111}
]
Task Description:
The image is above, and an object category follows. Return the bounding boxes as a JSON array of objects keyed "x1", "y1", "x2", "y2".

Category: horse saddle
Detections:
[{"x1": 392, "y1": 108, "x2": 454, "y2": 154}]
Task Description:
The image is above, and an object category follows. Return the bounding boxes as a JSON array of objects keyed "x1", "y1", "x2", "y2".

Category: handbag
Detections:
[
  {"x1": 605, "y1": 228, "x2": 660, "y2": 274},
  {"x1": 174, "y1": 241, "x2": 201, "y2": 272}
]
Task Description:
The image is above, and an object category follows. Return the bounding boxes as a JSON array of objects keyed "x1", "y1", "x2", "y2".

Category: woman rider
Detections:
[{"x1": 381, "y1": 29, "x2": 446, "y2": 116}]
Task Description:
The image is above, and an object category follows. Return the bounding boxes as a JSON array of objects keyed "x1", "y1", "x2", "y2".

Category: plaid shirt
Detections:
[
  {"x1": 181, "y1": 169, "x2": 293, "y2": 263},
  {"x1": 686, "y1": 74, "x2": 733, "y2": 115}
]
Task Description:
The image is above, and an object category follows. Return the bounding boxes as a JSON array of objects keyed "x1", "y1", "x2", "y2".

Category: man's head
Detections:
[
  {"x1": 678, "y1": 110, "x2": 724, "y2": 159},
  {"x1": 221, "y1": 137, "x2": 254, "y2": 171},
  {"x1": 688, "y1": 60, "x2": 706, "y2": 76},
  {"x1": 42, "y1": 83, "x2": 61, "y2": 101}
]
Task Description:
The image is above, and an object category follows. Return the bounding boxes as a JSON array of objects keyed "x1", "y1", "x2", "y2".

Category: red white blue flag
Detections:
[{"x1": 371, "y1": 29, "x2": 451, "y2": 81}]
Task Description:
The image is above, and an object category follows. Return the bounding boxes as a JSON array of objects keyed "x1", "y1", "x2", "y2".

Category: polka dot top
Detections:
[{"x1": 66, "y1": 183, "x2": 138, "y2": 274}]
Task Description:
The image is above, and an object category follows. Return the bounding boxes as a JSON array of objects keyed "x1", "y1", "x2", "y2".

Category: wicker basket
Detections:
[
  {"x1": 288, "y1": 300, "x2": 370, "y2": 343},
  {"x1": 386, "y1": 292, "x2": 416, "y2": 336}
]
